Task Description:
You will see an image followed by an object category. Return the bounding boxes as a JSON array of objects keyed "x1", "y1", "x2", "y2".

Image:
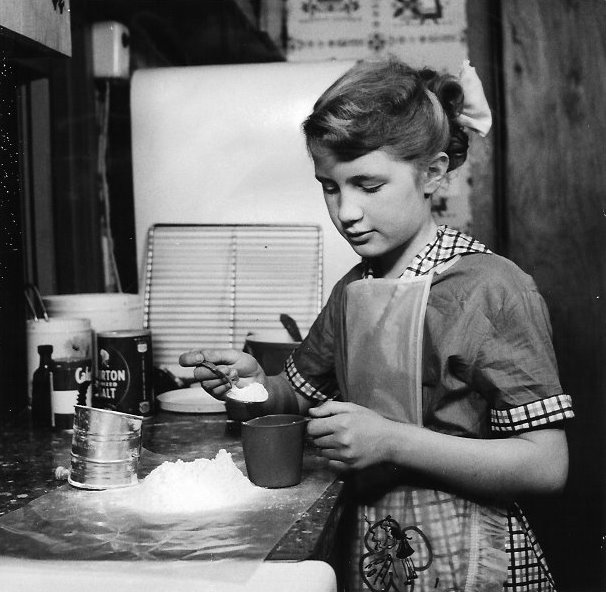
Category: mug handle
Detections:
[{"x1": 243, "y1": 332, "x2": 254, "y2": 355}]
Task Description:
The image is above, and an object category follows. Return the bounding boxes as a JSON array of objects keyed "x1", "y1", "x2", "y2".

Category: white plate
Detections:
[{"x1": 156, "y1": 388, "x2": 226, "y2": 414}]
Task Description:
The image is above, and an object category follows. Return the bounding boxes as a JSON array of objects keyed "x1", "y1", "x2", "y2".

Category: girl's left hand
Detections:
[{"x1": 307, "y1": 400, "x2": 395, "y2": 471}]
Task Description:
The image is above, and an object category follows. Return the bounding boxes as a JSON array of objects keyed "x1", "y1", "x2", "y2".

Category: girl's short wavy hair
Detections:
[{"x1": 303, "y1": 57, "x2": 469, "y2": 172}]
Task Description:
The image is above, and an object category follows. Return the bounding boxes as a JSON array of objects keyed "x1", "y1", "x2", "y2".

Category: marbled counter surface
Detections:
[{"x1": 0, "y1": 409, "x2": 346, "y2": 562}]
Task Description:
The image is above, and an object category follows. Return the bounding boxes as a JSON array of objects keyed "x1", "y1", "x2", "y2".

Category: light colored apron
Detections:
[{"x1": 342, "y1": 273, "x2": 509, "y2": 592}]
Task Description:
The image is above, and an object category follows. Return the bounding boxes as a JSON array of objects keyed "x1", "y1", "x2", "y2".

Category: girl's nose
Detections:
[{"x1": 338, "y1": 190, "x2": 363, "y2": 225}]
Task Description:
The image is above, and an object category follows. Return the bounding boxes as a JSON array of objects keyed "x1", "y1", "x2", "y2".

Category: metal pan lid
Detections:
[{"x1": 97, "y1": 329, "x2": 151, "y2": 338}]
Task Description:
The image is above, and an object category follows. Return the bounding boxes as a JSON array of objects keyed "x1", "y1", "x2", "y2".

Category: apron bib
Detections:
[{"x1": 342, "y1": 275, "x2": 509, "y2": 592}]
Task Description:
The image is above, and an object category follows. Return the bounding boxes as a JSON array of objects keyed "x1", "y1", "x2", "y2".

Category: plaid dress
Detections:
[{"x1": 285, "y1": 225, "x2": 574, "y2": 591}]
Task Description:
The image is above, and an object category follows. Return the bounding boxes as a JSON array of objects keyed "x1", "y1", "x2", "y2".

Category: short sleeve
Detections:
[
  {"x1": 470, "y1": 278, "x2": 574, "y2": 434},
  {"x1": 284, "y1": 277, "x2": 346, "y2": 403}
]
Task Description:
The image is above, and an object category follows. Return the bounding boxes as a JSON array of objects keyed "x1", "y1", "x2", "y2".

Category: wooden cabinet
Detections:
[{"x1": 0, "y1": 0, "x2": 71, "y2": 56}]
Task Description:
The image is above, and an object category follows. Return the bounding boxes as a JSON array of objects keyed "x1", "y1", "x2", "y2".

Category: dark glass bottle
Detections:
[{"x1": 31, "y1": 345, "x2": 54, "y2": 427}]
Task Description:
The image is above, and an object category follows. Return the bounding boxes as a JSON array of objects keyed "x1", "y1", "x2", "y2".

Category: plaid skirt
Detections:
[{"x1": 505, "y1": 503, "x2": 556, "y2": 591}]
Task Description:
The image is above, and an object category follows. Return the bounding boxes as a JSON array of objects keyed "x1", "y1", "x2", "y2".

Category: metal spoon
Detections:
[{"x1": 199, "y1": 360, "x2": 234, "y2": 390}]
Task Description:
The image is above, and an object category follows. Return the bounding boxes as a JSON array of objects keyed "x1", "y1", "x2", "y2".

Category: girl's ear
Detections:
[{"x1": 422, "y1": 152, "x2": 449, "y2": 195}]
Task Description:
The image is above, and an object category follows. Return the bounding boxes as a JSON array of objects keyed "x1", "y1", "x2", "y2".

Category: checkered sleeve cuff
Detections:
[
  {"x1": 285, "y1": 354, "x2": 331, "y2": 403},
  {"x1": 491, "y1": 393, "x2": 574, "y2": 433}
]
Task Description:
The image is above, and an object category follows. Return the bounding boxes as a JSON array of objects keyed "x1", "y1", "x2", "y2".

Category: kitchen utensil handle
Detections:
[
  {"x1": 280, "y1": 314, "x2": 303, "y2": 342},
  {"x1": 200, "y1": 360, "x2": 234, "y2": 389},
  {"x1": 24, "y1": 283, "x2": 49, "y2": 322}
]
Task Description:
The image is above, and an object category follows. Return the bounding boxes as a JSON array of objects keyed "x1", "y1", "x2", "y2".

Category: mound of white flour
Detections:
[{"x1": 132, "y1": 449, "x2": 258, "y2": 514}]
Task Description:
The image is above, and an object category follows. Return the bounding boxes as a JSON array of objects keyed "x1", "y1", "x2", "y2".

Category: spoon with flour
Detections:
[{"x1": 200, "y1": 360, "x2": 269, "y2": 403}]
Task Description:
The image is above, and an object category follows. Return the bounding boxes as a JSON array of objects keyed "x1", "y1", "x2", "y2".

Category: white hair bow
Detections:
[{"x1": 456, "y1": 59, "x2": 492, "y2": 137}]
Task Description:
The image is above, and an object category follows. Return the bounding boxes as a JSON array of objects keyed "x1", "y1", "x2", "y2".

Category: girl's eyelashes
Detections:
[
  {"x1": 360, "y1": 183, "x2": 384, "y2": 193},
  {"x1": 320, "y1": 182, "x2": 384, "y2": 195}
]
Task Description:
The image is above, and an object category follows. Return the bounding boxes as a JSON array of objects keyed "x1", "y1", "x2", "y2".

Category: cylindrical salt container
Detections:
[{"x1": 94, "y1": 329, "x2": 154, "y2": 418}]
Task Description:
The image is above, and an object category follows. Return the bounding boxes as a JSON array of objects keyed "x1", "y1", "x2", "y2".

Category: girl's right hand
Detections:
[{"x1": 178, "y1": 348, "x2": 265, "y2": 400}]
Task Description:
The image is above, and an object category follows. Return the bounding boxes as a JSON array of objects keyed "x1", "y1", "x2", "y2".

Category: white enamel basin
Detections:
[{"x1": 1, "y1": 558, "x2": 336, "y2": 592}]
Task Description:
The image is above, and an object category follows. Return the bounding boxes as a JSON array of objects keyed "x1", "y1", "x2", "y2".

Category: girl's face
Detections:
[{"x1": 313, "y1": 148, "x2": 442, "y2": 277}]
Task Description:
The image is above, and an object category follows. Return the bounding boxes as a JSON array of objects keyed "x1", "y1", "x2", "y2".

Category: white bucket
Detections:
[
  {"x1": 43, "y1": 293, "x2": 144, "y2": 378},
  {"x1": 43, "y1": 293, "x2": 143, "y2": 333},
  {"x1": 27, "y1": 318, "x2": 93, "y2": 405}
]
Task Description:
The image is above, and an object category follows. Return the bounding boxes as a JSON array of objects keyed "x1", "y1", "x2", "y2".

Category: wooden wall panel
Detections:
[
  {"x1": 466, "y1": 0, "x2": 500, "y2": 251},
  {"x1": 501, "y1": 1, "x2": 606, "y2": 590}
]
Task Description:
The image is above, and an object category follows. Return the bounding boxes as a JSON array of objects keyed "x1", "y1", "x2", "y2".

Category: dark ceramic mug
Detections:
[{"x1": 241, "y1": 414, "x2": 306, "y2": 488}]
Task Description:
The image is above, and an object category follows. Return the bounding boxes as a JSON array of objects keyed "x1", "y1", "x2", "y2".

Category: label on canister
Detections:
[
  {"x1": 94, "y1": 330, "x2": 154, "y2": 417},
  {"x1": 51, "y1": 359, "x2": 92, "y2": 430}
]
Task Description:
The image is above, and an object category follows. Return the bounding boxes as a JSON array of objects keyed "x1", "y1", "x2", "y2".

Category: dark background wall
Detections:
[
  {"x1": 500, "y1": 2, "x2": 606, "y2": 590},
  {"x1": 0, "y1": 55, "x2": 27, "y2": 413}
]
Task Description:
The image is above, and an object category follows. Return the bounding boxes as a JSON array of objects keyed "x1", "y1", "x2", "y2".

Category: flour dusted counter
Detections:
[{"x1": 0, "y1": 410, "x2": 346, "y2": 591}]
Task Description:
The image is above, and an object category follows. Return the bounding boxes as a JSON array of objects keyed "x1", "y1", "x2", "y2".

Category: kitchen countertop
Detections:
[{"x1": 0, "y1": 409, "x2": 347, "y2": 564}]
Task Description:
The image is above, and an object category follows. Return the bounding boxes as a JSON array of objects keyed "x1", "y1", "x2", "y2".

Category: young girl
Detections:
[{"x1": 180, "y1": 57, "x2": 574, "y2": 592}]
